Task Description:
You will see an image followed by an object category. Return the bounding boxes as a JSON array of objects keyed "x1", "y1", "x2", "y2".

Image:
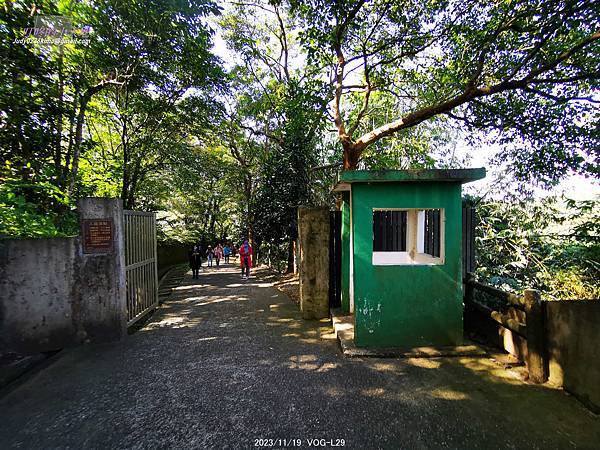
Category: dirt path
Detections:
[{"x1": 0, "y1": 264, "x2": 598, "y2": 449}]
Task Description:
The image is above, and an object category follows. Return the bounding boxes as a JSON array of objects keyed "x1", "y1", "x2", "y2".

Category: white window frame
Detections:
[{"x1": 372, "y1": 208, "x2": 445, "y2": 266}]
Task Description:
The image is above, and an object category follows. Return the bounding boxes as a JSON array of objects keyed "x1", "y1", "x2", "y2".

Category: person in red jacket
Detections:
[{"x1": 239, "y1": 239, "x2": 253, "y2": 278}]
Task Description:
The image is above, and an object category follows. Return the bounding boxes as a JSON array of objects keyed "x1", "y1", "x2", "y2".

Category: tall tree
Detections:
[
  {"x1": 221, "y1": 1, "x2": 328, "y2": 270},
  {"x1": 1, "y1": 0, "x2": 224, "y2": 198},
  {"x1": 252, "y1": 80, "x2": 323, "y2": 270},
  {"x1": 291, "y1": 0, "x2": 599, "y2": 185}
]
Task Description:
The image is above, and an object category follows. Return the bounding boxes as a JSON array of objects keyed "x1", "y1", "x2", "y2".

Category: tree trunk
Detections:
[
  {"x1": 125, "y1": 169, "x2": 138, "y2": 209},
  {"x1": 54, "y1": 46, "x2": 64, "y2": 177},
  {"x1": 286, "y1": 238, "x2": 295, "y2": 273},
  {"x1": 248, "y1": 224, "x2": 259, "y2": 266},
  {"x1": 200, "y1": 199, "x2": 210, "y2": 230},
  {"x1": 208, "y1": 196, "x2": 219, "y2": 234},
  {"x1": 68, "y1": 78, "x2": 117, "y2": 195},
  {"x1": 63, "y1": 98, "x2": 77, "y2": 186},
  {"x1": 243, "y1": 174, "x2": 258, "y2": 266},
  {"x1": 120, "y1": 86, "x2": 130, "y2": 205},
  {"x1": 68, "y1": 95, "x2": 90, "y2": 195},
  {"x1": 342, "y1": 145, "x2": 361, "y2": 170},
  {"x1": 125, "y1": 150, "x2": 142, "y2": 210}
]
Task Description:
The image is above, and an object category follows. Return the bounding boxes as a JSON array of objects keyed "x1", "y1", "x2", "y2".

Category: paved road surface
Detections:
[{"x1": 1, "y1": 265, "x2": 599, "y2": 449}]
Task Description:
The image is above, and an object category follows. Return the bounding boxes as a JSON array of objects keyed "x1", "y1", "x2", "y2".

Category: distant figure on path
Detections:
[
  {"x1": 214, "y1": 244, "x2": 223, "y2": 268},
  {"x1": 206, "y1": 245, "x2": 214, "y2": 267},
  {"x1": 239, "y1": 239, "x2": 253, "y2": 278},
  {"x1": 223, "y1": 244, "x2": 231, "y2": 263},
  {"x1": 189, "y1": 244, "x2": 202, "y2": 279}
]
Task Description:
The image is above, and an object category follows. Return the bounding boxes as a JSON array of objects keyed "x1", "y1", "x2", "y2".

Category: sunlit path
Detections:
[{"x1": 1, "y1": 265, "x2": 598, "y2": 448}]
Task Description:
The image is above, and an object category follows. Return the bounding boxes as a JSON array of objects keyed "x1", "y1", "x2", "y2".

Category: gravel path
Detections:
[{"x1": 1, "y1": 264, "x2": 598, "y2": 449}]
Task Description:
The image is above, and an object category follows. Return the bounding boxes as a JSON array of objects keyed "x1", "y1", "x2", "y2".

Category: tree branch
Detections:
[
  {"x1": 348, "y1": 44, "x2": 372, "y2": 136},
  {"x1": 239, "y1": 123, "x2": 284, "y2": 146},
  {"x1": 351, "y1": 30, "x2": 600, "y2": 153},
  {"x1": 524, "y1": 87, "x2": 600, "y2": 104},
  {"x1": 274, "y1": 4, "x2": 290, "y2": 82}
]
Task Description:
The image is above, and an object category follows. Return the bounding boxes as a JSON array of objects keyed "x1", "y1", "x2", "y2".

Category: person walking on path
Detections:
[
  {"x1": 206, "y1": 245, "x2": 214, "y2": 267},
  {"x1": 239, "y1": 239, "x2": 253, "y2": 278},
  {"x1": 214, "y1": 244, "x2": 223, "y2": 268},
  {"x1": 223, "y1": 244, "x2": 231, "y2": 263},
  {"x1": 189, "y1": 244, "x2": 202, "y2": 279}
]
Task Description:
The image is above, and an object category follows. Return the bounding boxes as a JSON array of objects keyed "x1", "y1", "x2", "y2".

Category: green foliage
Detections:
[
  {"x1": 1, "y1": 0, "x2": 226, "y2": 238},
  {"x1": 0, "y1": 179, "x2": 77, "y2": 237},
  {"x1": 155, "y1": 144, "x2": 239, "y2": 245},
  {"x1": 253, "y1": 125, "x2": 315, "y2": 253},
  {"x1": 358, "y1": 118, "x2": 466, "y2": 170},
  {"x1": 291, "y1": 0, "x2": 599, "y2": 182},
  {"x1": 259, "y1": 241, "x2": 290, "y2": 274},
  {"x1": 0, "y1": 0, "x2": 60, "y2": 182},
  {"x1": 475, "y1": 197, "x2": 599, "y2": 300},
  {"x1": 2, "y1": 0, "x2": 596, "y2": 305},
  {"x1": 253, "y1": 82, "x2": 325, "y2": 247},
  {"x1": 220, "y1": 2, "x2": 329, "y2": 270}
]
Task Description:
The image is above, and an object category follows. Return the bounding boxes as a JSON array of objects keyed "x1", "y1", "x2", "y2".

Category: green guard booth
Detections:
[{"x1": 334, "y1": 168, "x2": 485, "y2": 347}]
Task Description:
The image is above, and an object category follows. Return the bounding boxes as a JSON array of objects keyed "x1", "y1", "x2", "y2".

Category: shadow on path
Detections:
[{"x1": 0, "y1": 264, "x2": 598, "y2": 449}]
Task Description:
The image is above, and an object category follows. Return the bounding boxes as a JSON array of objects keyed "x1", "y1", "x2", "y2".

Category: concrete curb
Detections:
[
  {"x1": 331, "y1": 308, "x2": 489, "y2": 358},
  {"x1": 0, "y1": 354, "x2": 47, "y2": 388},
  {"x1": 158, "y1": 264, "x2": 188, "y2": 303},
  {"x1": 0, "y1": 350, "x2": 61, "y2": 393}
]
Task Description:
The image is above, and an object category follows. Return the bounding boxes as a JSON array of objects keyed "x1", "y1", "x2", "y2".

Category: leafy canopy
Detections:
[{"x1": 291, "y1": 0, "x2": 599, "y2": 183}]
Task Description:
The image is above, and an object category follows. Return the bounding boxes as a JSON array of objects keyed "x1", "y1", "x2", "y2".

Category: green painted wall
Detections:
[
  {"x1": 352, "y1": 182, "x2": 463, "y2": 347},
  {"x1": 340, "y1": 192, "x2": 351, "y2": 314}
]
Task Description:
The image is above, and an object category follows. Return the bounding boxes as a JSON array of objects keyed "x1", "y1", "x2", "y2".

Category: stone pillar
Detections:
[
  {"x1": 524, "y1": 289, "x2": 547, "y2": 383},
  {"x1": 298, "y1": 207, "x2": 330, "y2": 320},
  {"x1": 76, "y1": 198, "x2": 127, "y2": 343}
]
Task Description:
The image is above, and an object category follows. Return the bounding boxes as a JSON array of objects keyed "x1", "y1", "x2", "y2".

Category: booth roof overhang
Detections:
[{"x1": 332, "y1": 168, "x2": 486, "y2": 192}]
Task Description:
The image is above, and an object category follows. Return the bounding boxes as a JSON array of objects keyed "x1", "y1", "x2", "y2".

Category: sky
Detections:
[{"x1": 456, "y1": 140, "x2": 600, "y2": 201}]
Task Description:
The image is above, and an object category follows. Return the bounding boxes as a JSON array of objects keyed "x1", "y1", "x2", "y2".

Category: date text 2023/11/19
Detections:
[{"x1": 254, "y1": 438, "x2": 346, "y2": 447}]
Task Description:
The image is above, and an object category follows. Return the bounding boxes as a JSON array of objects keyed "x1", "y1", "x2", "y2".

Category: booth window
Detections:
[
  {"x1": 373, "y1": 208, "x2": 444, "y2": 265},
  {"x1": 419, "y1": 209, "x2": 441, "y2": 258},
  {"x1": 373, "y1": 210, "x2": 407, "y2": 251}
]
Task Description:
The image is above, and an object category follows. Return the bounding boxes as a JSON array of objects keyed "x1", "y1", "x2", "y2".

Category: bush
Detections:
[
  {"x1": 475, "y1": 197, "x2": 599, "y2": 300},
  {"x1": 0, "y1": 179, "x2": 78, "y2": 238},
  {"x1": 258, "y1": 240, "x2": 289, "y2": 273}
]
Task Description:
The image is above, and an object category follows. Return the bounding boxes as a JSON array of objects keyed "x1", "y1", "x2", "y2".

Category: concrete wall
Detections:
[
  {"x1": 0, "y1": 198, "x2": 127, "y2": 354},
  {"x1": 351, "y1": 182, "x2": 463, "y2": 347},
  {"x1": 546, "y1": 300, "x2": 600, "y2": 413},
  {"x1": 157, "y1": 243, "x2": 190, "y2": 272},
  {"x1": 298, "y1": 207, "x2": 330, "y2": 320},
  {"x1": 77, "y1": 198, "x2": 127, "y2": 344},
  {"x1": 466, "y1": 297, "x2": 600, "y2": 412},
  {"x1": 0, "y1": 237, "x2": 79, "y2": 353}
]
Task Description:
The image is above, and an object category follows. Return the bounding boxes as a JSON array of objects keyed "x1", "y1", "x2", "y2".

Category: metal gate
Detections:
[{"x1": 124, "y1": 210, "x2": 158, "y2": 326}]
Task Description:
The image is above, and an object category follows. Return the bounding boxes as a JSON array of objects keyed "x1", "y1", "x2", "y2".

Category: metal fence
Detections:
[{"x1": 124, "y1": 210, "x2": 158, "y2": 326}]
